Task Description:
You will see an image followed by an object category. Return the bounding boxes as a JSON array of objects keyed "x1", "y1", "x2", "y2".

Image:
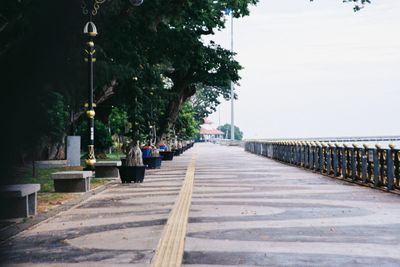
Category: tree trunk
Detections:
[
  {"x1": 69, "y1": 80, "x2": 117, "y2": 128},
  {"x1": 30, "y1": 136, "x2": 66, "y2": 161},
  {"x1": 160, "y1": 94, "x2": 185, "y2": 143},
  {"x1": 159, "y1": 83, "x2": 197, "y2": 143}
]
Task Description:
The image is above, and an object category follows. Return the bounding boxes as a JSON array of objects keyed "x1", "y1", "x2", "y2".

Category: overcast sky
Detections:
[{"x1": 206, "y1": 0, "x2": 400, "y2": 139}]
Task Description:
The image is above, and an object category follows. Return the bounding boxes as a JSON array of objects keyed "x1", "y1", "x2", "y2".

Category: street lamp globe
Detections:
[{"x1": 83, "y1": 22, "x2": 98, "y2": 36}]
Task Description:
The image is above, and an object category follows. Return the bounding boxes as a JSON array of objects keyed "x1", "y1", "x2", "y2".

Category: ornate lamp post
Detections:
[
  {"x1": 80, "y1": 0, "x2": 143, "y2": 169},
  {"x1": 83, "y1": 20, "x2": 97, "y2": 169}
]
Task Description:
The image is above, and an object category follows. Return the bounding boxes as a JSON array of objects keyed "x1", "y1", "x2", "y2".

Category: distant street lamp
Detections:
[
  {"x1": 230, "y1": 11, "x2": 235, "y2": 141},
  {"x1": 225, "y1": 7, "x2": 235, "y2": 141},
  {"x1": 81, "y1": 0, "x2": 143, "y2": 169}
]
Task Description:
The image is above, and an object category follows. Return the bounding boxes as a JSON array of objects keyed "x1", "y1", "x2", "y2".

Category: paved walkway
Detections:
[{"x1": 2, "y1": 143, "x2": 400, "y2": 266}]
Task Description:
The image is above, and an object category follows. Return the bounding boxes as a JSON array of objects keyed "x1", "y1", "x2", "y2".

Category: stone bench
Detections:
[
  {"x1": 34, "y1": 160, "x2": 67, "y2": 169},
  {"x1": 50, "y1": 171, "x2": 92, "y2": 192},
  {"x1": 0, "y1": 184, "x2": 40, "y2": 219},
  {"x1": 95, "y1": 161, "x2": 121, "y2": 178}
]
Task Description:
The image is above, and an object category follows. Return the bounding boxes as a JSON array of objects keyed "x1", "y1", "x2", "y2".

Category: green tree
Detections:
[
  {"x1": 1, "y1": 0, "x2": 369, "y2": 176},
  {"x1": 218, "y1": 124, "x2": 244, "y2": 141},
  {"x1": 39, "y1": 91, "x2": 69, "y2": 143},
  {"x1": 109, "y1": 106, "x2": 128, "y2": 136},
  {"x1": 192, "y1": 84, "x2": 235, "y2": 122},
  {"x1": 175, "y1": 102, "x2": 200, "y2": 140},
  {"x1": 78, "y1": 120, "x2": 112, "y2": 155}
]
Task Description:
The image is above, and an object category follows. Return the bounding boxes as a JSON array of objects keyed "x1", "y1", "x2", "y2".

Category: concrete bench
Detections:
[
  {"x1": 0, "y1": 184, "x2": 40, "y2": 219},
  {"x1": 95, "y1": 161, "x2": 121, "y2": 178},
  {"x1": 50, "y1": 171, "x2": 92, "y2": 192},
  {"x1": 34, "y1": 160, "x2": 67, "y2": 169}
]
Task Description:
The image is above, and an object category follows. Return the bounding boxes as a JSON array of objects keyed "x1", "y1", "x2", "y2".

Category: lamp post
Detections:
[
  {"x1": 80, "y1": 0, "x2": 143, "y2": 170},
  {"x1": 83, "y1": 21, "x2": 97, "y2": 169},
  {"x1": 225, "y1": 7, "x2": 235, "y2": 141},
  {"x1": 230, "y1": 11, "x2": 235, "y2": 141}
]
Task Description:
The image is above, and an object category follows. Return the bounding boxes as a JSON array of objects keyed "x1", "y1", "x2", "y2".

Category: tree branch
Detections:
[{"x1": 71, "y1": 80, "x2": 117, "y2": 124}]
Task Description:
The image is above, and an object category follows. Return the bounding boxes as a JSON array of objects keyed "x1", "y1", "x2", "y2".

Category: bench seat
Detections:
[
  {"x1": 95, "y1": 161, "x2": 121, "y2": 178},
  {"x1": 0, "y1": 184, "x2": 40, "y2": 219},
  {"x1": 51, "y1": 171, "x2": 92, "y2": 192}
]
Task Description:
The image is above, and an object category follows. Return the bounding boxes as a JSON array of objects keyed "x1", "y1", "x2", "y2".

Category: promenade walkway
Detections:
[{"x1": 2, "y1": 143, "x2": 400, "y2": 266}]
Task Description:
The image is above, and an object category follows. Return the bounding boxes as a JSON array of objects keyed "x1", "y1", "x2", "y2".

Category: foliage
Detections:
[
  {"x1": 0, "y1": 0, "x2": 372, "y2": 167},
  {"x1": 175, "y1": 102, "x2": 200, "y2": 140},
  {"x1": 38, "y1": 91, "x2": 69, "y2": 143},
  {"x1": 192, "y1": 84, "x2": 234, "y2": 122},
  {"x1": 109, "y1": 106, "x2": 129, "y2": 135},
  {"x1": 311, "y1": 0, "x2": 371, "y2": 11},
  {"x1": 0, "y1": 0, "x2": 258, "y2": 160},
  {"x1": 97, "y1": 0, "x2": 257, "y2": 141},
  {"x1": 77, "y1": 120, "x2": 113, "y2": 151},
  {"x1": 218, "y1": 124, "x2": 244, "y2": 141}
]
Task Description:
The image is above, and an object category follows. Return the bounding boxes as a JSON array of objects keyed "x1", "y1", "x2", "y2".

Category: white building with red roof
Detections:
[{"x1": 199, "y1": 118, "x2": 224, "y2": 141}]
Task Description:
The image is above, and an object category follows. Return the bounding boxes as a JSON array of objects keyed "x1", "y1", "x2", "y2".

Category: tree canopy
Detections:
[
  {"x1": 0, "y1": 0, "x2": 258, "y2": 170},
  {"x1": 0, "y1": 0, "x2": 374, "y2": 177},
  {"x1": 218, "y1": 124, "x2": 244, "y2": 141}
]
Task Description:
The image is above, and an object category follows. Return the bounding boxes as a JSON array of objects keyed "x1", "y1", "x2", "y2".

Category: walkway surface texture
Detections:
[{"x1": 2, "y1": 143, "x2": 400, "y2": 266}]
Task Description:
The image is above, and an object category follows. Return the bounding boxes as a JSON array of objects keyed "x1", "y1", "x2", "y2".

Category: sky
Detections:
[{"x1": 206, "y1": 0, "x2": 400, "y2": 139}]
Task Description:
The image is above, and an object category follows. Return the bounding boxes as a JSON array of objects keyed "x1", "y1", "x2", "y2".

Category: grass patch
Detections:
[
  {"x1": 104, "y1": 152, "x2": 124, "y2": 161},
  {"x1": 13, "y1": 165, "x2": 113, "y2": 215},
  {"x1": 15, "y1": 166, "x2": 83, "y2": 192}
]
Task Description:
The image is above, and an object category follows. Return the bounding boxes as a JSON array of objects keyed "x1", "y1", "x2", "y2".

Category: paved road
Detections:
[{"x1": 2, "y1": 143, "x2": 400, "y2": 266}]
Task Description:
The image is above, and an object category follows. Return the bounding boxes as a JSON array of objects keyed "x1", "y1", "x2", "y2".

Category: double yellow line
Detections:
[{"x1": 152, "y1": 153, "x2": 197, "y2": 267}]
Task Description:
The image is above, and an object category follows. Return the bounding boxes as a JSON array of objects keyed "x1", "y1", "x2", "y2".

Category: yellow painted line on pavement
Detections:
[{"x1": 152, "y1": 152, "x2": 197, "y2": 267}]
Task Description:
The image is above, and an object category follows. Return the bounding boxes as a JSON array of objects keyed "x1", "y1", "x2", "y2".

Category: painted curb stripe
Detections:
[{"x1": 152, "y1": 152, "x2": 196, "y2": 267}]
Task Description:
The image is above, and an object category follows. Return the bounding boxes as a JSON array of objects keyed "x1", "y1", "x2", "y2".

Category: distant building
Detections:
[{"x1": 199, "y1": 118, "x2": 224, "y2": 141}]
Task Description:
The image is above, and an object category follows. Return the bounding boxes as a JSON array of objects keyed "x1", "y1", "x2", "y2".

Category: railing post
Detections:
[
  {"x1": 332, "y1": 144, "x2": 338, "y2": 177},
  {"x1": 282, "y1": 143, "x2": 286, "y2": 162},
  {"x1": 305, "y1": 143, "x2": 310, "y2": 169},
  {"x1": 362, "y1": 144, "x2": 368, "y2": 184},
  {"x1": 351, "y1": 144, "x2": 357, "y2": 181},
  {"x1": 380, "y1": 147, "x2": 386, "y2": 187},
  {"x1": 300, "y1": 142, "x2": 304, "y2": 166},
  {"x1": 393, "y1": 146, "x2": 400, "y2": 189},
  {"x1": 271, "y1": 143, "x2": 276, "y2": 159},
  {"x1": 327, "y1": 144, "x2": 332, "y2": 175},
  {"x1": 277, "y1": 143, "x2": 282, "y2": 161},
  {"x1": 277, "y1": 143, "x2": 280, "y2": 160},
  {"x1": 292, "y1": 142, "x2": 295, "y2": 165},
  {"x1": 342, "y1": 145, "x2": 346, "y2": 177},
  {"x1": 320, "y1": 143, "x2": 326, "y2": 174},
  {"x1": 336, "y1": 144, "x2": 343, "y2": 177},
  {"x1": 310, "y1": 143, "x2": 315, "y2": 170},
  {"x1": 318, "y1": 143, "x2": 324, "y2": 173},
  {"x1": 374, "y1": 144, "x2": 380, "y2": 187},
  {"x1": 387, "y1": 144, "x2": 395, "y2": 191}
]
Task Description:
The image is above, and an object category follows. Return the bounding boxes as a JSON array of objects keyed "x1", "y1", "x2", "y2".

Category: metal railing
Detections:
[{"x1": 245, "y1": 140, "x2": 400, "y2": 191}]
